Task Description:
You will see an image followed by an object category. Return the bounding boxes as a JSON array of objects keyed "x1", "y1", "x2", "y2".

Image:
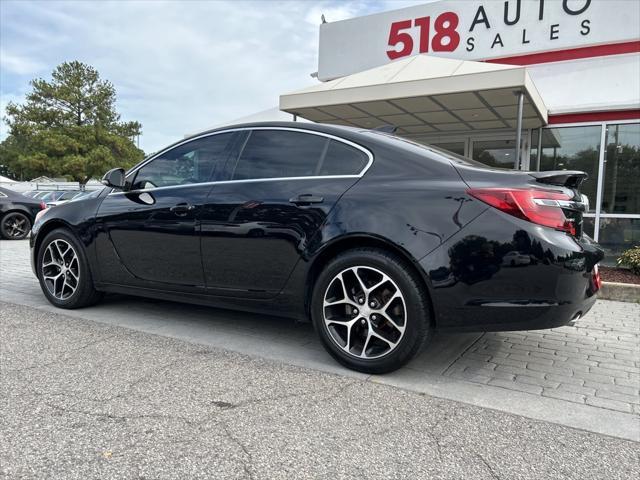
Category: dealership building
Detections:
[{"x1": 278, "y1": 0, "x2": 640, "y2": 262}]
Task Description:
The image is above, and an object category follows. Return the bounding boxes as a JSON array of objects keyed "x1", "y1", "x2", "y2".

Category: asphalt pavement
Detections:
[{"x1": 1, "y1": 301, "x2": 639, "y2": 480}]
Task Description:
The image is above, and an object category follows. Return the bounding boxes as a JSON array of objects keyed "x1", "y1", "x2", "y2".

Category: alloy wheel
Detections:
[
  {"x1": 41, "y1": 239, "x2": 80, "y2": 300},
  {"x1": 3, "y1": 214, "x2": 29, "y2": 239},
  {"x1": 323, "y1": 266, "x2": 407, "y2": 359}
]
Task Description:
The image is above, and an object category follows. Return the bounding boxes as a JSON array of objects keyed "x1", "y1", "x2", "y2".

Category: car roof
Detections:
[
  {"x1": 185, "y1": 121, "x2": 363, "y2": 142},
  {"x1": 159, "y1": 121, "x2": 459, "y2": 174}
]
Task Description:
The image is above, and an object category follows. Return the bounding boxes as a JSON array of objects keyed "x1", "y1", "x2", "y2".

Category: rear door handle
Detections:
[
  {"x1": 289, "y1": 194, "x2": 324, "y2": 205},
  {"x1": 170, "y1": 203, "x2": 195, "y2": 215}
]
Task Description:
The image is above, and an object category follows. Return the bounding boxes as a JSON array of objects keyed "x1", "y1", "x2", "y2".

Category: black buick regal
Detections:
[{"x1": 30, "y1": 122, "x2": 604, "y2": 373}]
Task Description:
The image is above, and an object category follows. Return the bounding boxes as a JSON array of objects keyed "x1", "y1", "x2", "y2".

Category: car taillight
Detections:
[
  {"x1": 35, "y1": 208, "x2": 49, "y2": 224},
  {"x1": 592, "y1": 264, "x2": 602, "y2": 291},
  {"x1": 467, "y1": 187, "x2": 577, "y2": 236},
  {"x1": 40, "y1": 201, "x2": 46, "y2": 209}
]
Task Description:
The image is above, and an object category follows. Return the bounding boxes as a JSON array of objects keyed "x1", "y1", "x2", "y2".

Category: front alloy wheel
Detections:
[
  {"x1": 41, "y1": 239, "x2": 80, "y2": 300},
  {"x1": 37, "y1": 228, "x2": 103, "y2": 309}
]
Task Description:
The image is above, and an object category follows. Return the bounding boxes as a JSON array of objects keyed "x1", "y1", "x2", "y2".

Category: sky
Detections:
[{"x1": 0, "y1": 0, "x2": 424, "y2": 153}]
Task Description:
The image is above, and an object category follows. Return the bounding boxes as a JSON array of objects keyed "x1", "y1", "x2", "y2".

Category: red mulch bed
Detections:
[{"x1": 600, "y1": 266, "x2": 640, "y2": 285}]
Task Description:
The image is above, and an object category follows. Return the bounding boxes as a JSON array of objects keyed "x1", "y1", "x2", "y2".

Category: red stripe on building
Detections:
[
  {"x1": 485, "y1": 41, "x2": 640, "y2": 66},
  {"x1": 548, "y1": 110, "x2": 640, "y2": 124}
]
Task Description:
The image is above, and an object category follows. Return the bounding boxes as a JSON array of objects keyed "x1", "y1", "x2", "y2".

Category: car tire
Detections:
[
  {"x1": 36, "y1": 228, "x2": 104, "y2": 309},
  {"x1": 1, "y1": 212, "x2": 31, "y2": 240},
  {"x1": 311, "y1": 247, "x2": 432, "y2": 374}
]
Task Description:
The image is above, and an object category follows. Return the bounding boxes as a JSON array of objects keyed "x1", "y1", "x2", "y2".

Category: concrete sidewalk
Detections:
[
  {"x1": 1, "y1": 239, "x2": 639, "y2": 441},
  {"x1": 2, "y1": 302, "x2": 639, "y2": 480}
]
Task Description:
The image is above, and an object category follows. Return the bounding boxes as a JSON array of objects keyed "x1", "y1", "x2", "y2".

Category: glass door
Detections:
[{"x1": 470, "y1": 137, "x2": 517, "y2": 169}]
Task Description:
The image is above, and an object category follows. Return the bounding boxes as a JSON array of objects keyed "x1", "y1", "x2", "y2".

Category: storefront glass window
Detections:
[
  {"x1": 583, "y1": 217, "x2": 595, "y2": 239},
  {"x1": 601, "y1": 123, "x2": 640, "y2": 214},
  {"x1": 598, "y1": 218, "x2": 640, "y2": 264},
  {"x1": 472, "y1": 139, "x2": 516, "y2": 169},
  {"x1": 531, "y1": 126, "x2": 601, "y2": 213},
  {"x1": 431, "y1": 141, "x2": 465, "y2": 156}
]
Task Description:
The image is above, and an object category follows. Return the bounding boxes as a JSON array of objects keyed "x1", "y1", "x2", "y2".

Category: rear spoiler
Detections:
[{"x1": 529, "y1": 171, "x2": 587, "y2": 189}]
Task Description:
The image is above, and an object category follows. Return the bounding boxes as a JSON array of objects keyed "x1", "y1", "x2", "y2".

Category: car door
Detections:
[
  {"x1": 200, "y1": 128, "x2": 372, "y2": 297},
  {"x1": 95, "y1": 131, "x2": 239, "y2": 287}
]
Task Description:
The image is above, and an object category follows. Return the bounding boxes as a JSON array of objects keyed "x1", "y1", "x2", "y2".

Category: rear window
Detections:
[{"x1": 365, "y1": 130, "x2": 486, "y2": 167}]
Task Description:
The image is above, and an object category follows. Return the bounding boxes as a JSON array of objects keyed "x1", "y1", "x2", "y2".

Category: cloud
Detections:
[
  {"x1": 0, "y1": 50, "x2": 45, "y2": 75},
  {"x1": 1, "y1": 0, "x2": 425, "y2": 153}
]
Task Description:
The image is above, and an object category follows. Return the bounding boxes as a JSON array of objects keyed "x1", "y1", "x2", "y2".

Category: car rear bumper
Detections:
[
  {"x1": 433, "y1": 294, "x2": 598, "y2": 333},
  {"x1": 420, "y1": 209, "x2": 604, "y2": 333}
]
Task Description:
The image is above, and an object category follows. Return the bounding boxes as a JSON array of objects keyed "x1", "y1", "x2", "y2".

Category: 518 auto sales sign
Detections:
[{"x1": 317, "y1": 0, "x2": 640, "y2": 81}]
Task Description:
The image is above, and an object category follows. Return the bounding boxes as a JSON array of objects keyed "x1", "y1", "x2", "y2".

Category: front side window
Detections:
[{"x1": 132, "y1": 133, "x2": 235, "y2": 190}]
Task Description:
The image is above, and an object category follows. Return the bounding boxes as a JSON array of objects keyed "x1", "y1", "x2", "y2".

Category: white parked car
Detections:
[{"x1": 45, "y1": 190, "x2": 83, "y2": 207}]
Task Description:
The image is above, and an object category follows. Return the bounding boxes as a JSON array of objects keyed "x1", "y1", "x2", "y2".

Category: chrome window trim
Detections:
[
  {"x1": 108, "y1": 174, "x2": 364, "y2": 196},
  {"x1": 110, "y1": 126, "x2": 374, "y2": 196}
]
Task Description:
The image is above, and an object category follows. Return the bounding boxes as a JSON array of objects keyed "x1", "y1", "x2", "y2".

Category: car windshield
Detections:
[
  {"x1": 70, "y1": 188, "x2": 103, "y2": 202},
  {"x1": 59, "y1": 191, "x2": 79, "y2": 200}
]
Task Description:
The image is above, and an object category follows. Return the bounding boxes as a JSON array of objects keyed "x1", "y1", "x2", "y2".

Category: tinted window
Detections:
[
  {"x1": 232, "y1": 130, "x2": 327, "y2": 180},
  {"x1": 132, "y1": 133, "x2": 235, "y2": 190},
  {"x1": 318, "y1": 140, "x2": 368, "y2": 175}
]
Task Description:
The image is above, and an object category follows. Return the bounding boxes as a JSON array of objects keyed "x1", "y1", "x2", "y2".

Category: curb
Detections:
[{"x1": 598, "y1": 281, "x2": 640, "y2": 303}]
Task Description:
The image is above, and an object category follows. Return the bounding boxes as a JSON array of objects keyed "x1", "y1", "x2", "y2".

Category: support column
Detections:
[
  {"x1": 514, "y1": 91, "x2": 525, "y2": 170},
  {"x1": 536, "y1": 127, "x2": 543, "y2": 171}
]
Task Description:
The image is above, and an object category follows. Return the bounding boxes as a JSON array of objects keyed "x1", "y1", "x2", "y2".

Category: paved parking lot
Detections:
[
  {"x1": 1, "y1": 239, "x2": 639, "y2": 444},
  {"x1": 2, "y1": 302, "x2": 639, "y2": 480}
]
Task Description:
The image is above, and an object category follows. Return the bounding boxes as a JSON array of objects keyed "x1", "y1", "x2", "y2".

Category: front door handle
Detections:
[
  {"x1": 170, "y1": 203, "x2": 195, "y2": 215},
  {"x1": 289, "y1": 194, "x2": 324, "y2": 205}
]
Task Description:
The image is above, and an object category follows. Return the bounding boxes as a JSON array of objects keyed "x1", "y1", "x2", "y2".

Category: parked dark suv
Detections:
[
  {"x1": 0, "y1": 186, "x2": 45, "y2": 240},
  {"x1": 30, "y1": 123, "x2": 604, "y2": 373}
]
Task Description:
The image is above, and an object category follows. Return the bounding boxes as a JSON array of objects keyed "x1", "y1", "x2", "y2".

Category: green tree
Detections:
[{"x1": 0, "y1": 61, "x2": 144, "y2": 183}]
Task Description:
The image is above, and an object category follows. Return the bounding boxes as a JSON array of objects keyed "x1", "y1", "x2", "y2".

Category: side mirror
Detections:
[{"x1": 101, "y1": 168, "x2": 126, "y2": 190}]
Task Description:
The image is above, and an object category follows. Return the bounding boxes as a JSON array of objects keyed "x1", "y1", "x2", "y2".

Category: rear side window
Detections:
[
  {"x1": 318, "y1": 140, "x2": 368, "y2": 176},
  {"x1": 232, "y1": 130, "x2": 327, "y2": 180}
]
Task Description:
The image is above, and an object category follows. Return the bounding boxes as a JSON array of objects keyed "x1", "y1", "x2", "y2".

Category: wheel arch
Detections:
[
  {"x1": 304, "y1": 233, "x2": 436, "y2": 326},
  {"x1": 1, "y1": 207, "x2": 33, "y2": 221},
  {"x1": 33, "y1": 219, "x2": 77, "y2": 259}
]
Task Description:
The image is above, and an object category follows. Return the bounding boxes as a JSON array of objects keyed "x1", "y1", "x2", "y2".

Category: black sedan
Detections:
[
  {"x1": 30, "y1": 122, "x2": 604, "y2": 373},
  {"x1": 0, "y1": 186, "x2": 45, "y2": 240}
]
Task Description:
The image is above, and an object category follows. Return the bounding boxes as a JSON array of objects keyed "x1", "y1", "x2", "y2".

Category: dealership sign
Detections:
[{"x1": 318, "y1": 0, "x2": 640, "y2": 80}]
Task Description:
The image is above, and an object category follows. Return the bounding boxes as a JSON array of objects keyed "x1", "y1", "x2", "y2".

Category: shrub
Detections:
[{"x1": 617, "y1": 246, "x2": 640, "y2": 276}]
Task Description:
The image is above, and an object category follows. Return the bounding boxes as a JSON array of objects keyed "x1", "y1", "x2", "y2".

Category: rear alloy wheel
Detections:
[
  {"x1": 1, "y1": 212, "x2": 31, "y2": 240},
  {"x1": 323, "y1": 266, "x2": 407, "y2": 359},
  {"x1": 37, "y1": 229, "x2": 103, "y2": 309},
  {"x1": 312, "y1": 248, "x2": 432, "y2": 373}
]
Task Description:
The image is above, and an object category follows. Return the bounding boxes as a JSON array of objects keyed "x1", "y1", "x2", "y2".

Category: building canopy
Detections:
[{"x1": 280, "y1": 55, "x2": 548, "y2": 136}]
